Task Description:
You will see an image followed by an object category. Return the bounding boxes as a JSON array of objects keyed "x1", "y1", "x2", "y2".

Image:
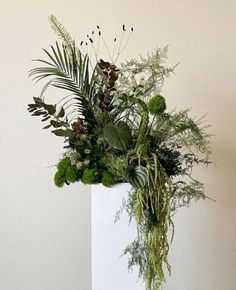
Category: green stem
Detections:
[{"x1": 134, "y1": 98, "x2": 149, "y2": 152}]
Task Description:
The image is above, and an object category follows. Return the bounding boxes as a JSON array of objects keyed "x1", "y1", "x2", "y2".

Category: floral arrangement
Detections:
[{"x1": 28, "y1": 16, "x2": 212, "y2": 290}]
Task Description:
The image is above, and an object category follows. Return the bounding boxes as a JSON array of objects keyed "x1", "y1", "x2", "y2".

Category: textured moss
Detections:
[
  {"x1": 148, "y1": 95, "x2": 166, "y2": 115},
  {"x1": 101, "y1": 171, "x2": 116, "y2": 187},
  {"x1": 55, "y1": 157, "x2": 79, "y2": 185},
  {"x1": 81, "y1": 168, "x2": 100, "y2": 184},
  {"x1": 98, "y1": 156, "x2": 109, "y2": 167},
  {"x1": 65, "y1": 165, "x2": 77, "y2": 183},
  {"x1": 57, "y1": 157, "x2": 71, "y2": 173},
  {"x1": 54, "y1": 171, "x2": 65, "y2": 187}
]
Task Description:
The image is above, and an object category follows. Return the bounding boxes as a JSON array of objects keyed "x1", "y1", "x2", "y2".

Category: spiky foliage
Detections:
[{"x1": 28, "y1": 16, "x2": 213, "y2": 290}]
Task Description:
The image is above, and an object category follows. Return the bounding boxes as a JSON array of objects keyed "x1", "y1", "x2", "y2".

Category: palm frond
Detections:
[{"x1": 29, "y1": 42, "x2": 97, "y2": 130}]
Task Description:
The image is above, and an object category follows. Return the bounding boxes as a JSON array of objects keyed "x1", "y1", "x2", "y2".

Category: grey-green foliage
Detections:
[
  {"x1": 152, "y1": 109, "x2": 212, "y2": 157},
  {"x1": 122, "y1": 109, "x2": 212, "y2": 289},
  {"x1": 106, "y1": 156, "x2": 127, "y2": 181},
  {"x1": 171, "y1": 179, "x2": 206, "y2": 210},
  {"x1": 124, "y1": 153, "x2": 172, "y2": 290},
  {"x1": 117, "y1": 47, "x2": 176, "y2": 98}
]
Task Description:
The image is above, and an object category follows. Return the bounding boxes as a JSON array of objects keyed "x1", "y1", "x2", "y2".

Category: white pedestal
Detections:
[{"x1": 91, "y1": 183, "x2": 144, "y2": 290}]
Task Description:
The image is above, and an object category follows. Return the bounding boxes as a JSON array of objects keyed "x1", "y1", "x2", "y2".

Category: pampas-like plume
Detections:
[{"x1": 49, "y1": 15, "x2": 74, "y2": 48}]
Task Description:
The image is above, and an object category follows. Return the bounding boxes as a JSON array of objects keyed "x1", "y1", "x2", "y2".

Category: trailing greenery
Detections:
[{"x1": 27, "y1": 15, "x2": 212, "y2": 290}]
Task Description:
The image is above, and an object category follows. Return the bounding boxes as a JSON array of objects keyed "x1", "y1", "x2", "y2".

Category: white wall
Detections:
[{"x1": 0, "y1": 0, "x2": 236, "y2": 289}]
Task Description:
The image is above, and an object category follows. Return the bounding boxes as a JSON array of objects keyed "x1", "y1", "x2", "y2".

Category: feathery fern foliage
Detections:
[{"x1": 27, "y1": 16, "x2": 213, "y2": 290}]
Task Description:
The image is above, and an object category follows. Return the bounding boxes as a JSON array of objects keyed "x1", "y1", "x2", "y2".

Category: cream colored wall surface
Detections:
[{"x1": 0, "y1": 0, "x2": 235, "y2": 289}]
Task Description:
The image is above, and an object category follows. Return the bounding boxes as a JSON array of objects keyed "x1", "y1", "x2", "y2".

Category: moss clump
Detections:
[
  {"x1": 54, "y1": 157, "x2": 79, "y2": 187},
  {"x1": 98, "y1": 156, "x2": 109, "y2": 168},
  {"x1": 81, "y1": 168, "x2": 100, "y2": 184},
  {"x1": 65, "y1": 165, "x2": 77, "y2": 183},
  {"x1": 148, "y1": 95, "x2": 166, "y2": 115},
  {"x1": 54, "y1": 171, "x2": 65, "y2": 187},
  {"x1": 101, "y1": 171, "x2": 116, "y2": 187},
  {"x1": 57, "y1": 157, "x2": 71, "y2": 172}
]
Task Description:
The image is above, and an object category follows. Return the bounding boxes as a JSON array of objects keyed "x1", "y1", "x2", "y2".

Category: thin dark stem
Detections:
[{"x1": 101, "y1": 35, "x2": 113, "y2": 62}]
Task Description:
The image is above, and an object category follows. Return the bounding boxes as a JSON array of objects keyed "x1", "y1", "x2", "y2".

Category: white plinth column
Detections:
[{"x1": 91, "y1": 183, "x2": 144, "y2": 290}]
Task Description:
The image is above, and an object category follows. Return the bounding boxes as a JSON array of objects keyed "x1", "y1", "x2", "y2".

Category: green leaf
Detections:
[
  {"x1": 43, "y1": 124, "x2": 51, "y2": 129},
  {"x1": 44, "y1": 104, "x2": 56, "y2": 115},
  {"x1": 103, "y1": 121, "x2": 132, "y2": 151},
  {"x1": 50, "y1": 120, "x2": 62, "y2": 128},
  {"x1": 41, "y1": 115, "x2": 51, "y2": 122},
  {"x1": 33, "y1": 97, "x2": 43, "y2": 105},
  {"x1": 51, "y1": 129, "x2": 72, "y2": 137},
  {"x1": 57, "y1": 107, "x2": 65, "y2": 118},
  {"x1": 125, "y1": 165, "x2": 147, "y2": 188}
]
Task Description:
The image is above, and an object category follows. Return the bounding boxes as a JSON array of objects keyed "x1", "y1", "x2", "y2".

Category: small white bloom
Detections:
[
  {"x1": 76, "y1": 162, "x2": 84, "y2": 169},
  {"x1": 84, "y1": 160, "x2": 90, "y2": 166}
]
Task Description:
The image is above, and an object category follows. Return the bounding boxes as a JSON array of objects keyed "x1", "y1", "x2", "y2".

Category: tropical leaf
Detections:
[
  {"x1": 57, "y1": 107, "x2": 65, "y2": 118},
  {"x1": 29, "y1": 42, "x2": 97, "y2": 131},
  {"x1": 125, "y1": 165, "x2": 147, "y2": 188},
  {"x1": 50, "y1": 120, "x2": 62, "y2": 128},
  {"x1": 44, "y1": 104, "x2": 56, "y2": 115},
  {"x1": 103, "y1": 121, "x2": 132, "y2": 151},
  {"x1": 51, "y1": 129, "x2": 72, "y2": 137}
]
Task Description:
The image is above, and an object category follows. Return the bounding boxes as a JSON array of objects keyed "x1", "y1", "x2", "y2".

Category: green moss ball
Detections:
[
  {"x1": 101, "y1": 171, "x2": 116, "y2": 187},
  {"x1": 98, "y1": 156, "x2": 109, "y2": 167},
  {"x1": 148, "y1": 95, "x2": 166, "y2": 115},
  {"x1": 65, "y1": 165, "x2": 77, "y2": 183},
  {"x1": 57, "y1": 157, "x2": 71, "y2": 173},
  {"x1": 81, "y1": 168, "x2": 100, "y2": 184},
  {"x1": 54, "y1": 171, "x2": 65, "y2": 188}
]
